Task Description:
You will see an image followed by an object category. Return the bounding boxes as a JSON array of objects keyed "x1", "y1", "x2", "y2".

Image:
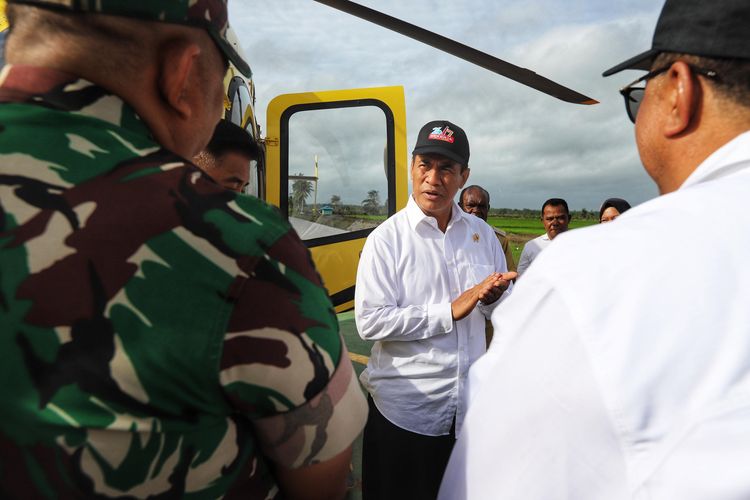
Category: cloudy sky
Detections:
[{"x1": 229, "y1": 0, "x2": 664, "y2": 210}]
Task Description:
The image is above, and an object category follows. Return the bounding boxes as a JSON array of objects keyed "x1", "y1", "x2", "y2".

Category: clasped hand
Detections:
[{"x1": 451, "y1": 272, "x2": 517, "y2": 321}]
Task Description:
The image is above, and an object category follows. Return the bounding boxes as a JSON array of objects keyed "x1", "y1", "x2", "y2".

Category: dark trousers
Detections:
[{"x1": 362, "y1": 396, "x2": 455, "y2": 500}]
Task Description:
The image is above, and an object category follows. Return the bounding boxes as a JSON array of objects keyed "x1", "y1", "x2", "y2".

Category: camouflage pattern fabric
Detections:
[
  {"x1": 0, "y1": 65, "x2": 366, "y2": 499},
  {"x1": 6, "y1": 0, "x2": 251, "y2": 77}
]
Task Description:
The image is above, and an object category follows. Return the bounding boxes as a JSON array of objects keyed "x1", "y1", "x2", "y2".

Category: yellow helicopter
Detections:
[
  {"x1": 0, "y1": 0, "x2": 595, "y2": 314},
  {"x1": 221, "y1": 0, "x2": 597, "y2": 313}
]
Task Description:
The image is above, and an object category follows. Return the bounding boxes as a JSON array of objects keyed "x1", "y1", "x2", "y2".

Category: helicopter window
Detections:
[
  {"x1": 285, "y1": 105, "x2": 389, "y2": 242},
  {"x1": 227, "y1": 77, "x2": 254, "y2": 131},
  {"x1": 237, "y1": 85, "x2": 253, "y2": 133},
  {"x1": 230, "y1": 93, "x2": 243, "y2": 127}
]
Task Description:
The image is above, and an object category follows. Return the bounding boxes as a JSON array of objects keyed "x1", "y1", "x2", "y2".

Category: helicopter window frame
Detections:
[
  {"x1": 225, "y1": 76, "x2": 264, "y2": 200},
  {"x1": 279, "y1": 99, "x2": 397, "y2": 249},
  {"x1": 226, "y1": 76, "x2": 256, "y2": 138}
]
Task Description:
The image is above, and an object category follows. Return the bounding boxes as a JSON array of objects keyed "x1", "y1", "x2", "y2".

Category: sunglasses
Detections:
[{"x1": 619, "y1": 64, "x2": 719, "y2": 123}]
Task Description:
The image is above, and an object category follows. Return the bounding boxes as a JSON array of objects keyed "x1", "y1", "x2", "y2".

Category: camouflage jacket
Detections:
[{"x1": 0, "y1": 65, "x2": 366, "y2": 499}]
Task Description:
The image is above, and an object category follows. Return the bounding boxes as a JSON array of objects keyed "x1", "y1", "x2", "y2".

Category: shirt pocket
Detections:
[{"x1": 469, "y1": 263, "x2": 496, "y2": 286}]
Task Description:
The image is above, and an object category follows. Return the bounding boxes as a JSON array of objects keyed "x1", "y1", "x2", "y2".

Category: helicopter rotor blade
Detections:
[{"x1": 313, "y1": 0, "x2": 598, "y2": 105}]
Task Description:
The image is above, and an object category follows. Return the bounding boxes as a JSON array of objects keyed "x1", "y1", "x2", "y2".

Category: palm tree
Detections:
[{"x1": 291, "y1": 175, "x2": 313, "y2": 214}]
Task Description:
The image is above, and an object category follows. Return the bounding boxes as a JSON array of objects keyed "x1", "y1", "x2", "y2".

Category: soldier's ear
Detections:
[{"x1": 157, "y1": 38, "x2": 202, "y2": 119}]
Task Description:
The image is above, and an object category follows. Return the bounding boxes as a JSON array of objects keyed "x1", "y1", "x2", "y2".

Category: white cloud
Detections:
[{"x1": 229, "y1": 0, "x2": 663, "y2": 209}]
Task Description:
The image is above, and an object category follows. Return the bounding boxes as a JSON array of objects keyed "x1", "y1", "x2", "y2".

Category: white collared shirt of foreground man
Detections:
[
  {"x1": 441, "y1": 132, "x2": 750, "y2": 499},
  {"x1": 440, "y1": 1, "x2": 750, "y2": 495},
  {"x1": 355, "y1": 195, "x2": 510, "y2": 436}
]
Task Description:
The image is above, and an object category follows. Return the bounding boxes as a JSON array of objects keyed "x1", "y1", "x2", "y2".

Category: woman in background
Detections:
[{"x1": 599, "y1": 198, "x2": 631, "y2": 223}]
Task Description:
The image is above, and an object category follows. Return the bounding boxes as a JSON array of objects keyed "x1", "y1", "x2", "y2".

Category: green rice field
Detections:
[
  {"x1": 487, "y1": 217, "x2": 598, "y2": 264},
  {"x1": 340, "y1": 214, "x2": 599, "y2": 267}
]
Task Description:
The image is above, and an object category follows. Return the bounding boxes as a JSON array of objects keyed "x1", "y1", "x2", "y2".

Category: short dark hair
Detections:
[
  {"x1": 205, "y1": 120, "x2": 258, "y2": 159},
  {"x1": 458, "y1": 185, "x2": 490, "y2": 208},
  {"x1": 541, "y1": 198, "x2": 569, "y2": 215},
  {"x1": 653, "y1": 52, "x2": 750, "y2": 108}
]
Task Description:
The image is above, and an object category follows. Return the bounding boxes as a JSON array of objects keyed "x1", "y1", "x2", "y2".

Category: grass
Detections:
[
  {"x1": 488, "y1": 217, "x2": 598, "y2": 265},
  {"x1": 312, "y1": 212, "x2": 598, "y2": 265}
]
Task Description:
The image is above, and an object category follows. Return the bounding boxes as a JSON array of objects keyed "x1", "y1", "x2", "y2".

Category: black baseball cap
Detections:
[
  {"x1": 412, "y1": 120, "x2": 470, "y2": 166},
  {"x1": 603, "y1": 0, "x2": 750, "y2": 76}
]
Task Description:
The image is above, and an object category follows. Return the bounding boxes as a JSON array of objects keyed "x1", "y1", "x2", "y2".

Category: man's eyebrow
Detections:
[{"x1": 224, "y1": 176, "x2": 246, "y2": 183}]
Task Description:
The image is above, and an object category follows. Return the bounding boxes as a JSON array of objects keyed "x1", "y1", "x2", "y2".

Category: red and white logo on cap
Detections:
[{"x1": 428, "y1": 126, "x2": 455, "y2": 143}]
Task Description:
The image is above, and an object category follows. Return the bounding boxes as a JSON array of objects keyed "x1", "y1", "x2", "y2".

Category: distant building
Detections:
[{"x1": 320, "y1": 204, "x2": 334, "y2": 216}]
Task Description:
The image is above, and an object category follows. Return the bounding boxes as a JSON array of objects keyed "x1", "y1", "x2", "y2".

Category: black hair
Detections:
[
  {"x1": 458, "y1": 185, "x2": 490, "y2": 207},
  {"x1": 653, "y1": 52, "x2": 750, "y2": 108},
  {"x1": 205, "y1": 120, "x2": 258, "y2": 159},
  {"x1": 541, "y1": 198, "x2": 569, "y2": 215},
  {"x1": 598, "y1": 198, "x2": 631, "y2": 220}
]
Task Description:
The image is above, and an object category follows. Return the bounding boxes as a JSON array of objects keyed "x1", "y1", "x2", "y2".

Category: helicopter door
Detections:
[{"x1": 266, "y1": 86, "x2": 408, "y2": 313}]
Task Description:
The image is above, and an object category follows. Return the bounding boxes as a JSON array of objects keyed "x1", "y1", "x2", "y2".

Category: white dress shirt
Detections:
[
  {"x1": 355, "y1": 196, "x2": 508, "y2": 436},
  {"x1": 516, "y1": 232, "x2": 551, "y2": 276},
  {"x1": 439, "y1": 131, "x2": 750, "y2": 500}
]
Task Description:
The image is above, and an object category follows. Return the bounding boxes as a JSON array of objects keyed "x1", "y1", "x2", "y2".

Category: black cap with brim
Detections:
[
  {"x1": 602, "y1": 49, "x2": 658, "y2": 77},
  {"x1": 603, "y1": 0, "x2": 750, "y2": 77},
  {"x1": 412, "y1": 120, "x2": 470, "y2": 166},
  {"x1": 412, "y1": 145, "x2": 467, "y2": 166},
  {"x1": 207, "y1": 26, "x2": 252, "y2": 78}
]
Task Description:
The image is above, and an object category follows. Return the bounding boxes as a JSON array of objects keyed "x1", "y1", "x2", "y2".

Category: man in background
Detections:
[
  {"x1": 515, "y1": 197, "x2": 570, "y2": 276},
  {"x1": 194, "y1": 119, "x2": 258, "y2": 193},
  {"x1": 459, "y1": 185, "x2": 516, "y2": 273},
  {"x1": 0, "y1": 1, "x2": 365, "y2": 498},
  {"x1": 440, "y1": 0, "x2": 750, "y2": 498}
]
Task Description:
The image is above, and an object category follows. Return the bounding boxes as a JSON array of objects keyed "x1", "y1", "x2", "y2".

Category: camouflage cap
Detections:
[{"x1": 7, "y1": 0, "x2": 251, "y2": 77}]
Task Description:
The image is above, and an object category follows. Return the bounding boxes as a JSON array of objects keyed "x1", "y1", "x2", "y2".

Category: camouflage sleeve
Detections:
[{"x1": 218, "y1": 223, "x2": 367, "y2": 469}]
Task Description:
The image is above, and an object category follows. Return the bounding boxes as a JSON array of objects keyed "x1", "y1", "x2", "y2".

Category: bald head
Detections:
[{"x1": 459, "y1": 185, "x2": 491, "y2": 221}]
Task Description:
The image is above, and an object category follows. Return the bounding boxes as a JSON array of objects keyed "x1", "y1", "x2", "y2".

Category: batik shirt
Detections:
[{"x1": 0, "y1": 65, "x2": 367, "y2": 499}]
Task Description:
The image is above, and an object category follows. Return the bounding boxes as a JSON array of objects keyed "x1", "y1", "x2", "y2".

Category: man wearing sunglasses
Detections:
[{"x1": 440, "y1": 0, "x2": 750, "y2": 498}]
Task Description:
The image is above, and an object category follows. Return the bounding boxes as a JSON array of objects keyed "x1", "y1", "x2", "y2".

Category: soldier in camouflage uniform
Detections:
[{"x1": 0, "y1": 1, "x2": 367, "y2": 498}]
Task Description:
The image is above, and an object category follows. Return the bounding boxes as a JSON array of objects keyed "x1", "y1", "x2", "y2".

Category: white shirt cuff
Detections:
[{"x1": 427, "y1": 302, "x2": 454, "y2": 336}]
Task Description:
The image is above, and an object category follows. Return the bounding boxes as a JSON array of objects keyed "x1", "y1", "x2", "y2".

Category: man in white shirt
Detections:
[
  {"x1": 439, "y1": 1, "x2": 750, "y2": 499},
  {"x1": 355, "y1": 120, "x2": 516, "y2": 500},
  {"x1": 515, "y1": 197, "x2": 570, "y2": 276}
]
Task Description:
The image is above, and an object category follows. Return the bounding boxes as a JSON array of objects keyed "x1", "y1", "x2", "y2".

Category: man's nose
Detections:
[{"x1": 425, "y1": 168, "x2": 440, "y2": 184}]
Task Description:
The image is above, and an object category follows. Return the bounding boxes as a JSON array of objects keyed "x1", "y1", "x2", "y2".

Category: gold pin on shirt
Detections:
[{"x1": 472, "y1": 233, "x2": 480, "y2": 242}]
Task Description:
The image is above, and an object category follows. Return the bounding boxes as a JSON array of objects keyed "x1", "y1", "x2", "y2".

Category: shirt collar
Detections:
[
  {"x1": 406, "y1": 194, "x2": 468, "y2": 232},
  {"x1": 680, "y1": 130, "x2": 750, "y2": 189},
  {"x1": 0, "y1": 64, "x2": 153, "y2": 140}
]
